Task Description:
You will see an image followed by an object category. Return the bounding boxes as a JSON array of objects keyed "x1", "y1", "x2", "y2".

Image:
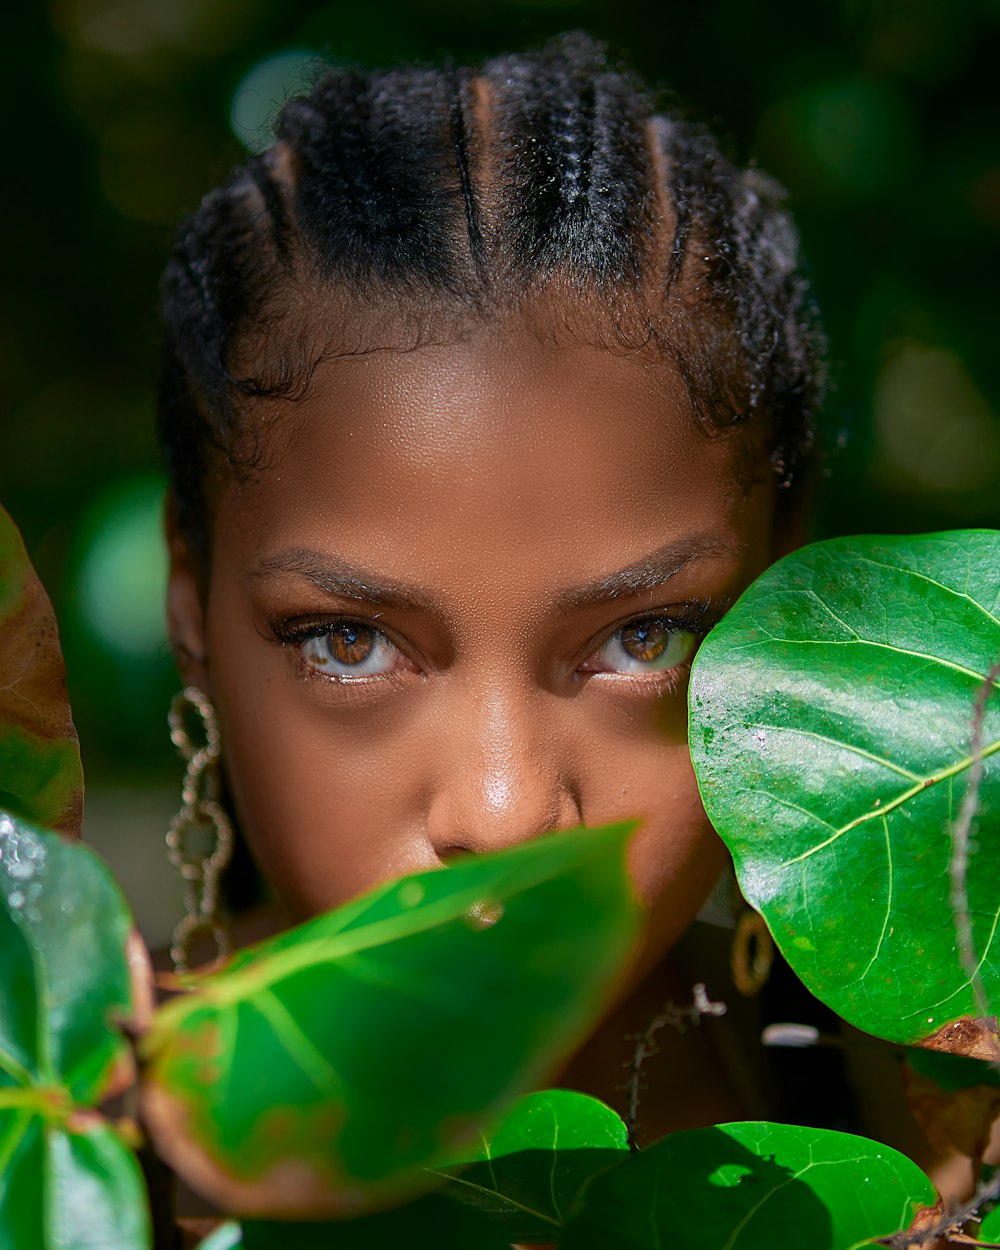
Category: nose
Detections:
[{"x1": 425, "y1": 685, "x2": 581, "y2": 860}]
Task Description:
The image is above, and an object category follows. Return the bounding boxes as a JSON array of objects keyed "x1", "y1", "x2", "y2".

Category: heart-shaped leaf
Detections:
[
  {"x1": 140, "y1": 822, "x2": 639, "y2": 1220},
  {"x1": 689, "y1": 531, "x2": 1000, "y2": 1049},
  {"x1": 0, "y1": 505, "x2": 82, "y2": 839},
  {"x1": 0, "y1": 812, "x2": 148, "y2": 1249},
  {"x1": 429, "y1": 1088, "x2": 629, "y2": 1241},
  {"x1": 559, "y1": 1121, "x2": 936, "y2": 1250}
]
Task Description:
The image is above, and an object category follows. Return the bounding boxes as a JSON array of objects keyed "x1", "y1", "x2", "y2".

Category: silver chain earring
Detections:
[{"x1": 166, "y1": 687, "x2": 234, "y2": 973}]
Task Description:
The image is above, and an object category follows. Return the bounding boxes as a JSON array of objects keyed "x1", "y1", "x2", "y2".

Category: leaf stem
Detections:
[{"x1": 0, "y1": 1084, "x2": 72, "y2": 1121}]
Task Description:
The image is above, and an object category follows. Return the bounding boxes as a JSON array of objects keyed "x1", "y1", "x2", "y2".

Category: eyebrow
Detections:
[
  {"x1": 251, "y1": 549, "x2": 436, "y2": 612},
  {"x1": 253, "y1": 534, "x2": 731, "y2": 614},
  {"x1": 554, "y1": 535, "x2": 731, "y2": 610}
]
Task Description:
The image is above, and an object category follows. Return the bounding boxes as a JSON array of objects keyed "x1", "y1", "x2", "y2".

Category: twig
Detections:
[
  {"x1": 949, "y1": 657, "x2": 1000, "y2": 1020},
  {"x1": 880, "y1": 1168, "x2": 1000, "y2": 1247},
  {"x1": 623, "y1": 983, "x2": 726, "y2": 1150}
]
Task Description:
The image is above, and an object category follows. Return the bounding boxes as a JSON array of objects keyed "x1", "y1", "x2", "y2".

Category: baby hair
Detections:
[{"x1": 158, "y1": 32, "x2": 824, "y2": 554}]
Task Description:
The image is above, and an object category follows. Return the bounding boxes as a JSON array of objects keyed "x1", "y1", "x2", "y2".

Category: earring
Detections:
[
  {"x1": 166, "y1": 687, "x2": 233, "y2": 974},
  {"x1": 730, "y1": 907, "x2": 775, "y2": 997}
]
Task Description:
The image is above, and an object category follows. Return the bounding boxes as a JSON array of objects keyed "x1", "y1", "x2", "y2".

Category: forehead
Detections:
[{"x1": 215, "y1": 330, "x2": 772, "y2": 597}]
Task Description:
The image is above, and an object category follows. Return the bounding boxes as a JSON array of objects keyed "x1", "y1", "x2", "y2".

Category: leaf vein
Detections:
[
  {"x1": 749, "y1": 724, "x2": 921, "y2": 780},
  {"x1": 427, "y1": 1169, "x2": 558, "y2": 1226},
  {"x1": 779, "y1": 735, "x2": 1000, "y2": 869},
  {"x1": 852, "y1": 556, "x2": 1000, "y2": 629},
  {"x1": 252, "y1": 989, "x2": 343, "y2": 1095},
  {"x1": 853, "y1": 817, "x2": 894, "y2": 986}
]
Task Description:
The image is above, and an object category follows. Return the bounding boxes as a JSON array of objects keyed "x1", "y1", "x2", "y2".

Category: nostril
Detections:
[{"x1": 438, "y1": 845, "x2": 475, "y2": 863}]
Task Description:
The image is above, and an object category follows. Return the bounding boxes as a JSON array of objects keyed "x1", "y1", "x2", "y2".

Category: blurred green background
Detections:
[{"x1": 1, "y1": 0, "x2": 998, "y2": 940}]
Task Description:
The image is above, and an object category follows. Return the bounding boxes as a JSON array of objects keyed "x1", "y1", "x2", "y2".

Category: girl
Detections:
[{"x1": 159, "y1": 32, "x2": 823, "y2": 1145}]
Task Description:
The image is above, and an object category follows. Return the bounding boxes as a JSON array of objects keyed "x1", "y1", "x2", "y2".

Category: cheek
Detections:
[
  {"x1": 625, "y1": 743, "x2": 729, "y2": 958},
  {"x1": 590, "y1": 730, "x2": 726, "y2": 936},
  {"x1": 207, "y1": 620, "x2": 440, "y2": 916},
  {"x1": 570, "y1": 692, "x2": 727, "y2": 964},
  {"x1": 220, "y1": 707, "x2": 438, "y2": 916}
]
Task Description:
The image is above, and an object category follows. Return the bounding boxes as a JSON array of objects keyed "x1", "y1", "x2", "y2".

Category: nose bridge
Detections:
[{"x1": 426, "y1": 679, "x2": 577, "y2": 857}]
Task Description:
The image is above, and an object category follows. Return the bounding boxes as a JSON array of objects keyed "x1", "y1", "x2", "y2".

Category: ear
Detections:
[{"x1": 165, "y1": 493, "x2": 210, "y2": 693}]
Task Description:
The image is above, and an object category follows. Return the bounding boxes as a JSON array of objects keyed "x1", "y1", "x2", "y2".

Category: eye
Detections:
[
  {"x1": 581, "y1": 618, "x2": 698, "y2": 676},
  {"x1": 298, "y1": 622, "x2": 403, "y2": 678}
]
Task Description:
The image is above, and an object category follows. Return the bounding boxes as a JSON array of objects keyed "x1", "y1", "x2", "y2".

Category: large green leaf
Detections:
[
  {"x1": 559, "y1": 1122, "x2": 936, "y2": 1250},
  {"x1": 239, "y1": 1191, "x2": 513, "y2": 1250},
  {"x1": 198, "y1": 1093, "x2": 626, "y2": 1249},
  {"x1": 0, "y1": 1114, "x2": 150, "y2": 1250},
  {"x1": 0, "y1": 505, "x2": 82, "y2": 839},
  {"x1": 689, "y1": 531, "x2": 1000, "y2": 1048},
  {"x1": 429, "y1": 1088, "x2": 629, "y2": 1241},
  {"x1": 140, "y1": 822, "x2": 639, "y2": 1219},
  {"x1": 0, "y1": 813, "x2": 148, "y2": 1249},
  {"x1": 0, "y1": 813, "x2": 135, "y2": 1101}
]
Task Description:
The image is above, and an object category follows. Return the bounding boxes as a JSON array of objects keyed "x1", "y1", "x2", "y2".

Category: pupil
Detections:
[
  {"x1": 328, "y1": 625, "x2": 373, "y2": 666},
  {"x1": 622, "y1": 623, "x2": 668, "y2": 663}
]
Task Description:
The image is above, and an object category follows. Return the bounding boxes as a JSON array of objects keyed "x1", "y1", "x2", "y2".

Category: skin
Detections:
[{"x1": 168, "y1": 319, "x2": 786, "y2": 1127}]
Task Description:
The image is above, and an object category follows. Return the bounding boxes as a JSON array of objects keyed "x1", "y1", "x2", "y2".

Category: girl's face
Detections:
[{"x1": 169, "y1": 325, "x2": 781, "y2": 971}]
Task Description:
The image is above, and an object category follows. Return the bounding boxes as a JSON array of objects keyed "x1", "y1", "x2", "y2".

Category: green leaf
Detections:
[
  {"x1": 0, "y1": 1115, "x2": 150, "y2": 1250},
  {"x1": 979, "y1": 1195, "x2": 1000, "y2": 1240},
  {"x1": 194, "y1": 1225, "x2": 243, "y2": 1250},
  {"x1": 0, "y1": 505, "x2": 83, "y2": 839},
  {"x1": 210, "y1": 1094, "x2": 625, "y2": 1249},
  {"x1": 0, "y1": 814, "x2": 148, "y2": 1249},
  {"x1": 0, "y1": 813, "x2": 136, "y2": 1102},
  {"x1": 688, "y1": 531, "x2": 1000, "y2": 1049},
  {"x1": 559, "y1": 1121, "x2": 937, "y2": 1250},
  {"x1": 240, "y1": 1191, "x2": 513, "y2": 1250},
  {"x1": 140, "y1": 822, "x2": 639, "y2": 1220},
  {"x1": 905, "y1": 1048, "x2": 1000, "y2": 1092},
  {"x1": 429, "y1": 1088, "x2": 629, "y2": 1240}
]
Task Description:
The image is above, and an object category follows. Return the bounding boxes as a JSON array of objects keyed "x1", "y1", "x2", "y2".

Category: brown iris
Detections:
[
  {"x1": 325, "y1": 624, "x2": 374, "y2": 666},
  {"x1": 620, "y1": 621, "x2": 670, "y2": 664}
]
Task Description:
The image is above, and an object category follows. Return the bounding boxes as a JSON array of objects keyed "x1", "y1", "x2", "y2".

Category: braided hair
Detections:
[{"x1": 158, "y1": 33, "x2": 823, "y2": 554}]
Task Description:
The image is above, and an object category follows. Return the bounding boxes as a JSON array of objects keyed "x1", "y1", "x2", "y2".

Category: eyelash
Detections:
[{"x1": 267, "y1": 601, "x2": 720, "y2": 687}]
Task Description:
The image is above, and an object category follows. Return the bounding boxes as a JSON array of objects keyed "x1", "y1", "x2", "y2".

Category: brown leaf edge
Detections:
[
  {"x1": 0, "y1": 503, "x2": 82, "y2": 838},
  {"x1": 918, "y1": 1017, "x2": 1000, "y2": 1063},
  {"x1": 875, "y1": 1197, "x2": 949, "y2": 1248},
  {"x1": 138, "y1": 1079, "x2": 436, "y2": 1221}
]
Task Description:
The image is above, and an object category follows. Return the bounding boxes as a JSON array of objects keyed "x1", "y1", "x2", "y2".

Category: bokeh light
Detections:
[
  {"x1": 77, "y1": 475, "x2": 168, "y2": 658},
  {"x1": 756, "y1": 78, "x2": 920, "y2": 203},
  {"x1": 230, "y1": 49, "x2": 322, "y2": 152},
  {"x1": 874, "y1": 342, "x2": 1000, "y2": 495}
]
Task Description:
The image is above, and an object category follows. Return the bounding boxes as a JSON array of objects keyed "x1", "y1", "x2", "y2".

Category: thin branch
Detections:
[
  {"x1": 623, "y1": 983, "x2": 726, "y2": 1150},
  {"x1": 949, "y1": 657, "x2": 1000, "y2": 1020},
  {"x1": 880, "y1": 1168, "x2": 1000, "y2": 1247}
]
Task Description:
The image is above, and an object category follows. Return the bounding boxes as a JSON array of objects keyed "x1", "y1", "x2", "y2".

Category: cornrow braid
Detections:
[{"x1": 158, "y1": 32, "x2": 824, "y2": 553}]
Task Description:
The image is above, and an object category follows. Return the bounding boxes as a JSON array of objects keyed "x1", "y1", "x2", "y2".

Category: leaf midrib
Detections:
[
  {"x1": 777, "y1": 734, "x2": 1000, "y2": 869},
  {"x1": 154, "y1": 837, "x2": 623, "y2": 1028},
  {"x1": 733, "y1": 631, "x2": 1000, "y2": 688}
]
